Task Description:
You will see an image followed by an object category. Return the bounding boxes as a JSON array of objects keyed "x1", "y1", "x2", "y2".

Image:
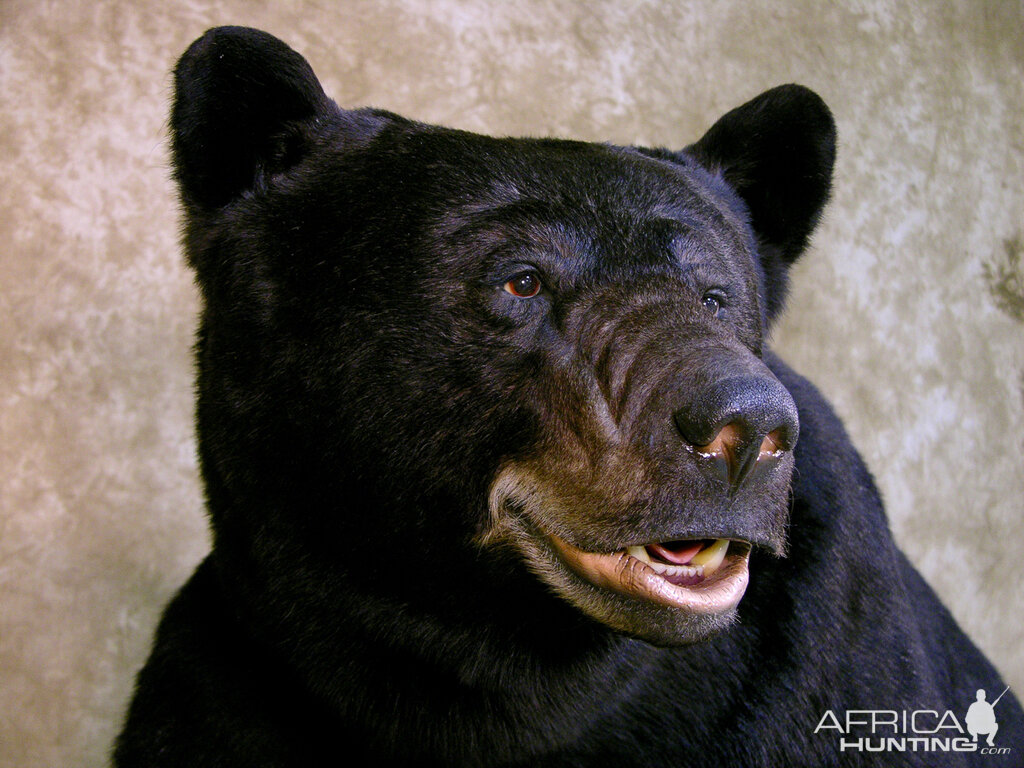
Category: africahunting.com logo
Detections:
[{"x1": 814, "y1": 687, "x2": 1013, "y2": 756}]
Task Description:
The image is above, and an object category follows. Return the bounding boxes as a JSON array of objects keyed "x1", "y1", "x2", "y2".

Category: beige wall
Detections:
[{"x1": 1, "y1": 1, "x2": 1021, "y2": 765}]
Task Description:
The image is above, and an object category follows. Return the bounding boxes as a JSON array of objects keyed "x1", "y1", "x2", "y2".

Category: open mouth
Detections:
[{"x1": 549, "y1": 535, "x2": 752, "y2": 616}]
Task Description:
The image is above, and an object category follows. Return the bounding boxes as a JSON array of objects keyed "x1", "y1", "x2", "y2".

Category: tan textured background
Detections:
[{"x1": 1, "y1": 1, "x2": 1021, "y2": 765}]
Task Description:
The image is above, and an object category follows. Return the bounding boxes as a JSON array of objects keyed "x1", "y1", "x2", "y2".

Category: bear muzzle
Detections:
[{"x1": 480, "y1": 296, "x2": 798, "y2": 643}]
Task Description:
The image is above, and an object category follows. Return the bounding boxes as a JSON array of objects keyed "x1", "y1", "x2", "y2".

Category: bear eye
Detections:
[
  {"x1": 504, "y1": 271, "x2": 542, "y2": 299},
  {"x1": 701, "y1": 289, "x2": 727, "y2": 316}
]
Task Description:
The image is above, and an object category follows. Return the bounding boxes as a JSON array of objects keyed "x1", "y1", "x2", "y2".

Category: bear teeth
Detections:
[
  {"x1": 626, "y1": 539, "x2": 730, "y2": 578},
  {"x1": 690, "y1": 538, "x2": 730, "y2": 573}
]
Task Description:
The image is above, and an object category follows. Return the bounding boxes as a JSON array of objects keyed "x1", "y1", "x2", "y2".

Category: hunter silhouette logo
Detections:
[{"x1": 966, "y1": 687, "x2": 1009, "y2": 748}]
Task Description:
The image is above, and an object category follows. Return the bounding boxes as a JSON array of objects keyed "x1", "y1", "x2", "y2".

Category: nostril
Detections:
[
  {"x1": 696, "y1": 426, "x2": 788, "y2": 464},
  {"x1": 691, "y1": 421, "x2": 783, "y2": 493},
  {"x1": 758, "y1": 428, "x2": 788, "y2": 461},
  {"x1": 694, "y1": 422, "x2": 742, "y2": 460},
  {"x1": 694, "y1": 420, "x2": 750, "y2": 485}
]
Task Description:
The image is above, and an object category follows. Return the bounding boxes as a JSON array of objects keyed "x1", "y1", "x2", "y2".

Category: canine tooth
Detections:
[
  {"x1": 690, "y1": 538, "x2": 729, "y2": 575},
  {"x1": 627, "y1": 545, "x2": 652, "y2": 563}
]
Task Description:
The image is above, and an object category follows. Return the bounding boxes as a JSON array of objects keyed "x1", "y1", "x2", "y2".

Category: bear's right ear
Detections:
[{"x1": 172, "y1": 27, "x2": 332, "y2": 211}]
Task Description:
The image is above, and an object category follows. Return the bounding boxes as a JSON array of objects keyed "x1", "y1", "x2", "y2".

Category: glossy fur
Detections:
[{"x1": 115, "y1": 27, "x2": 1021, "y2": 767}]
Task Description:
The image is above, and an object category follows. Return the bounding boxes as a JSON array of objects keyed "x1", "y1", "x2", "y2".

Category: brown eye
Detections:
[{"x1": 504, "y1": 271, "x2": 542, "y2": 298}]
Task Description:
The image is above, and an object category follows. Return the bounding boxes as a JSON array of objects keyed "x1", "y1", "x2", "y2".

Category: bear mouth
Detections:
[{"x1": 548, "y1": 535, "x2": 752, "y2": 615}]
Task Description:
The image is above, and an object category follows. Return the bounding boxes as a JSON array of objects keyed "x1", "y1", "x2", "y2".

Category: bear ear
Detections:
[
  {"x1": 684, "y1": 85, "x2": 836, "y2": 320},
  {"x1": 171, "y1": 27, "x2": 332, "y2": 211}
]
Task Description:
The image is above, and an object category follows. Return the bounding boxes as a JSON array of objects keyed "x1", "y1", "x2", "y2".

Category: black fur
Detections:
[{"x1": 115, "y1": 27, "x2": 1021, "y2": 767}]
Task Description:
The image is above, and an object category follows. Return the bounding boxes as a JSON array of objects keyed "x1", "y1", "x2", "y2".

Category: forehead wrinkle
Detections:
[
  {"x1": 668, "y1": 184, "x2": 759, "y2": 286},
  {"x1": 439, "y1": 198, "x2": 597, "y2": 274},
  {"x1": 641, "y1": 162, "x2": 755, "y2": 264}
]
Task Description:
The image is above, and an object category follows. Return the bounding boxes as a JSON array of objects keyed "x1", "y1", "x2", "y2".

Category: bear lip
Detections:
[{"x1": 549, "y1": 536, "x2": 751, "y2": 615}]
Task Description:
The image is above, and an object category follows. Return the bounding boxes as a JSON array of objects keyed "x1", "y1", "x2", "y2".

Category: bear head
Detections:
[{"x1": 172, "y1": 27, "x2": 835, "y2": 656}]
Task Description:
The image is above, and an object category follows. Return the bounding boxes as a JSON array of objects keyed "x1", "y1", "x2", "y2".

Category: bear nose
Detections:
[{"x1": 673, "y1": 375, "x2": 799, "y2": 494}]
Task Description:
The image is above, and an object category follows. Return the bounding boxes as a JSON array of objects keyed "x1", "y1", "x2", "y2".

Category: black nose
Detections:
[{"x1": 673, "y1": 375, "x2": 799, "y2": 493}]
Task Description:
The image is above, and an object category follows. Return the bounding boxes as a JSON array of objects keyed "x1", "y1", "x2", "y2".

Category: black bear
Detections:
[{"x1": 115, "y1": 26, "x2": 1021, "y2": 767}]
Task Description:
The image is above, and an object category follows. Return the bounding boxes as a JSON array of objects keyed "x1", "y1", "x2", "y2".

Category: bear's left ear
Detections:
[
  {"x1": 685, "y1": 85, "x2": 836, "y2": 320},
  {"x1": 172, "y1": 27, "x2": 333, "y2": 212}
]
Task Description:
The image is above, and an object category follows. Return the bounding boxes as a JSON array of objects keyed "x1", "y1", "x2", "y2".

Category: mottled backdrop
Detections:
[{"x1": 1, "y1": 1, "x2": 1021, "y2": 765}]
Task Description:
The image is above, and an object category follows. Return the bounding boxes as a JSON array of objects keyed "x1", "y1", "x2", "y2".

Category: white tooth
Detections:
[
  {"x1": 626, "y1": 545, "x2": 652, "y2": 563},
  {"x1": 648, "y1": 561, "x2": 703, "y2": 578},
  {"x1": 690, "y1": 538, "x2": 730, "y2": 575}
]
